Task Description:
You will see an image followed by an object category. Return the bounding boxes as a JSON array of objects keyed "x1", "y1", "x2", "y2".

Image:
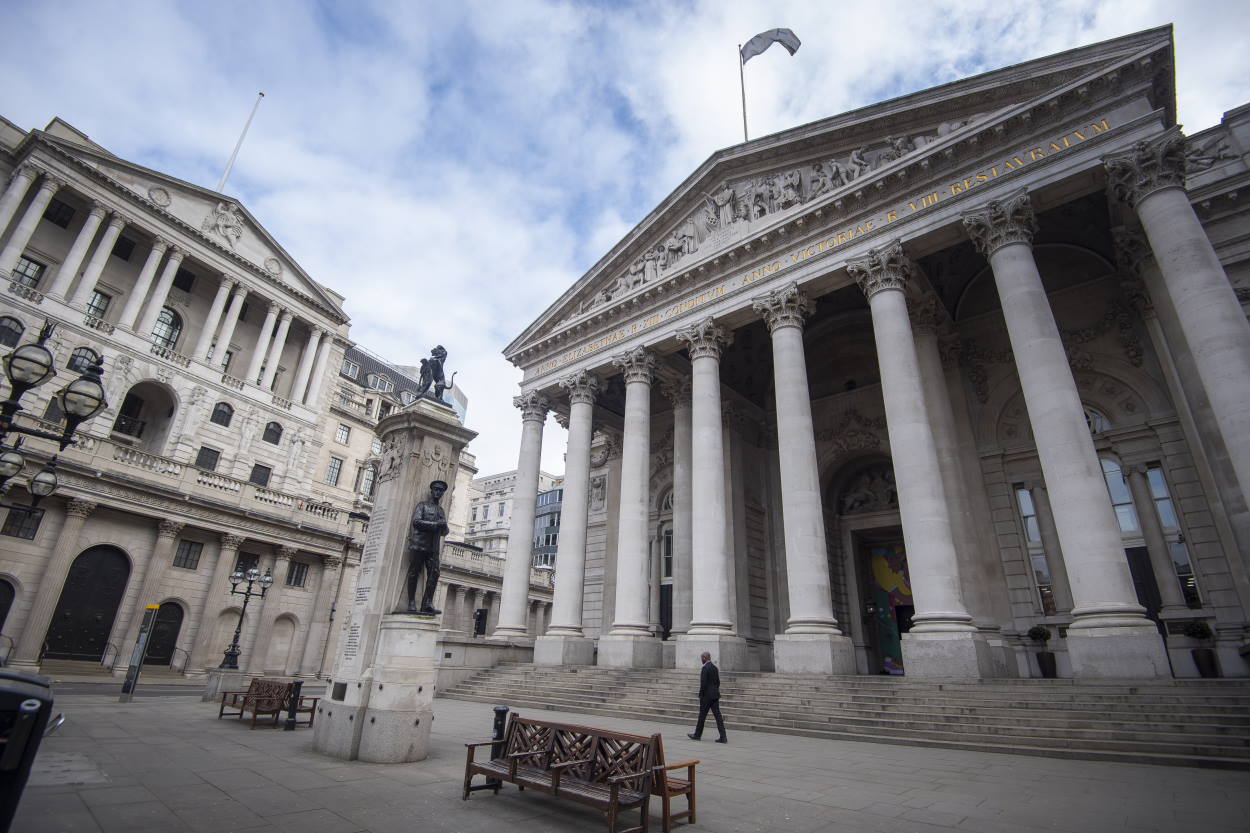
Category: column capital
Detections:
[
  {"x1": 66, "y1": 498, "x2": 97, "y2": 519},
  {"x1": 961, "y1": 188, "x2": 1036, "y2": 257},
  {"x1": 228, "y1": 281, "x2": 248, "y2": 297},
  {"x1": 514, "y1": 390, "x2": 550, "y2": 422},
  {"x1": 167, "y1": 247, "x2": 186, "y2": 264},
  {"x1": 105, "y1": 213, "x2": 130, "y2": 230},
  {"x1": 661, "y1": 375, "x2": 692, "y2": 407},
  {"x1": 220, "y1": 532, "x2": 245, "y2": 551},
  {"x1": 559, "y1": 369, "x2": 601, "y2": 405},
  {"x1": 277, "y1": 545, "x2": 298, "y2": 560},
  {"x1": 265, "y1": 299, "x2": 280, "y2": 314},
  {"x1": 322, "y1": 555, "x2": 343, "y2": 571},
  {"x1": 277, "y1": 308, "x2": 294, "y2": 322},
  {"x1": 37, "y1": 173, "x2": 67, "y2": 192},
  {"x1": 157, "y1": 519, "x2": 185, "y2": 539},
  {"x1": 554, "y1": 412, "x2": 570, "y2": 429},
  {"x1": 847, "y1": 239, "x2": 914, "y2": 299},
  {"x1": 9, "y1": 162, "x2": 39, "y2": 185},
  {"x1": 1104, "y1": 131, "x2": 1187, "y2": 209},
  {"x1": 611, "y1": 346, "x2": 655, "y2": 384},
  {"x1": 752, "y1": 282, "x2": 813, "y2": 333},
  {"x1": 85, "y1": 201, "x2": 108, "y2": 220},
  {"x1": 150, "y1": 236, "x2": 171, "y2": 255},
  {"x1": 676, "y1": 316, "x2": 733, "y2": 361}
]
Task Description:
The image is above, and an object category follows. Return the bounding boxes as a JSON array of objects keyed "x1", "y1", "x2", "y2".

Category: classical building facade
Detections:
[{"x1": 493, "y1": 28, "x2": 1250, "y2": 680}]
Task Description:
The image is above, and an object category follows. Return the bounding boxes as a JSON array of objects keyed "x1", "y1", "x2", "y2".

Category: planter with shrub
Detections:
[
  {"x1": 1028, "y1": 625, "x2": 1057, "y2": 678},
  {"x1": 1182, "y1": 620, "x2": 1220, "y2": 678}
]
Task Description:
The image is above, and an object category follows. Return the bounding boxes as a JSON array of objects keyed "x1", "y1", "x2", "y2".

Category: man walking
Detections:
[{"x1": 687, "y1": 652, "x2": 727, "y2": 743}]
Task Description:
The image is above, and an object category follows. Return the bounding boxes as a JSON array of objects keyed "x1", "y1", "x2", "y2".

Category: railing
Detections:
[
  {"x1": 297, "y1": 500, "x2": 340, "y2": 520},
  {"x1": 113, "y1": 445, "x2": 182, "y2": 476},
  {"x1": 0, "y1": 634, "x2": 12, "y2": 666},
  {"x1": 83, "y1": 314, "x2": 115, "y2": 334},
  {"x1": 111, "y1": 414, "x2": 146, "y2": 438},
  {"x1": 170, "y1": 646, "x2": 190, "y2": 673},
  {"x1": 195, "y1": 469, "x2": 242, "y2": 492},
  {"x1": 272, "y1": 395, "x2": 293, "y2": 411},
  {"x1": 8, "y1": 280, "x2": 44, "y2": 303},
  {"x1": 150, "y1": 341, "x2": 191, "y2": 367},
  {"x1": 221, "y1": 373, "x2": 245, "y2": 390},
  {"x1": 253, "y1": 487, "x2": 294, "y2": 509},
  {"x1": 101, "y1": 642, "x2": 119, "y2": 668}
]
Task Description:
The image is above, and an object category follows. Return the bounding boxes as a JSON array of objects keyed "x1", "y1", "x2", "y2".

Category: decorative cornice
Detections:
[
  {"x1": 847, "y1": 240, "x2": 914, "y2": 299},
  {"x1": 961, "y1": 188, "x2": 1036, "y2": 256},
  {"x1": 612, "y1": 346, "x2": 655, "y2": 385},
  {"x1": 514, "y1": 390, "x2": 550, "y2": 422},
  {"x1": 676, "y1": 316, "x2": 733, "y2": 361},
  {"x1": 752, "y1": 282, "x2": 812, "y2": 334},
  {"x1": 1105, "y1": 130, "x2": 1187, "y2": 209},
  {"x1": 559, "y1": 369, "x2": 601, "y2": 405}
]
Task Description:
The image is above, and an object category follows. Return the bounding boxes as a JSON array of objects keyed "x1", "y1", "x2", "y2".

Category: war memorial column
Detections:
[
  {"x1": 535, "y1": 370, "x2": 600, "y2": 664},
  {"x1": 961, "y1": 189, "x2": 1167, "y2": 678},
  {"x1": 599, "y1": 348, "x2": 661, "y2": 667},
  {"x1": 663, "y1": 376, "x2": 694, "y2": 637},
  {"x1": 491, "y1": 391, "x2": 549, "y2": 640},
  {"x1": 1106, "y1": 132, "x2": 1250, "y2": 504},
  {"x1": 674, "y1": 317, "x2": 747, "y2": 669},
  {"x1": 847, "y1": 242, "x2": 990, "y2": 678},
  {"x1": 752, "y1": 283, "x2": 855, "y2": 673}
]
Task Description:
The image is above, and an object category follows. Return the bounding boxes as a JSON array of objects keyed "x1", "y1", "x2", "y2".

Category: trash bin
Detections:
[{"x1": 0, "y1": 669, "x2": 58, "y2": 833}]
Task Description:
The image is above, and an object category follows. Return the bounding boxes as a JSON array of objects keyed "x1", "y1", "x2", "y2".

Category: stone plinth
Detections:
[
  {"x1": 533, "y1": 634, "x2": 596, "y2": 666},
  {"x1": 675, "y1": 634, "x2": 748, "y2": 671},
  {"x1": 597, "y1": 634, "x2": 662, "y2": 668},
  {"x1": 773, "y1": 633, "x2": 857, "y2": 675},
  {"x1": 901, "y1": 631, "x2": 996, "y2": 678},
  {"x1": 313, "y1": 398, "x2": 476, "y2": 762}
]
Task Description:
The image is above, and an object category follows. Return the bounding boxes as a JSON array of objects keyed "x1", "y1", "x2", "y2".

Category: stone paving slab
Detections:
[{"x1": 14, "y1": 693, "x2": 1250, "y2": 833}]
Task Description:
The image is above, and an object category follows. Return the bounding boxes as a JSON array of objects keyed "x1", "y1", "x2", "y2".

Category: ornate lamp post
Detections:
[
  {"x1": 0, "y1": 321, "x2": 107, "y2": 510},
  {"x1": 219, "y1": 567, "x2": 273, "y2": 669}
]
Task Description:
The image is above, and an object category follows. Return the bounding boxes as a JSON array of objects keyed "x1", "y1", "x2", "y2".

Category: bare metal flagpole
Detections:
[
  {"x1": 216, "y1": 91, "x2": 265, "y2": 193},
  {"x1": 738, "y1": 45, "x2": 749, "y2": 142}
]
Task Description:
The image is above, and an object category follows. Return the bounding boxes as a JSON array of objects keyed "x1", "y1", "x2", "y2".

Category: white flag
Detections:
[{"x1": 740, "y1": 28, "x2": 801, "y2": 64}]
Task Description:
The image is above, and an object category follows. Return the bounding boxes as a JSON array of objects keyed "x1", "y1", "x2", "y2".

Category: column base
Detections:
[
  {"x1": 901, "y1": 631, "x2": 996, "y2": 679},
  {"x1": 596, "y1": 634, "x2": 662, "y2": 669},
  {"x1": 1066, "y1": 622, "x2": 1169, "y2": 679},
  {"x1": 533, "y1": 634, "x2": 595, "y2": 666},
  {"x1": 487, "y1": 628, "x2": 535, "y2": 646},
  {"x1": 675, "y1": 634, "x2": 749, "y2": 671},
  {"x1": 773, "y1": 633, "x2": 857, "y2": 674}
]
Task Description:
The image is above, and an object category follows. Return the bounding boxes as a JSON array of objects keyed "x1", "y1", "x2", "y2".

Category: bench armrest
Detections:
[
  {"x1": 660, "y1": 759, "x2": 699, "y2": 770},
  {"x1": 464, "y1": 740, "x2": 497, "y2": 749},
  {"x1": 606, "y1": 769, "x2": 648, "y2": 785}
]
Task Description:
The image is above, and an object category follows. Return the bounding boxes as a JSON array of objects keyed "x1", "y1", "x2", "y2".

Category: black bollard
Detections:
[
  {"x1": 283, "y1": 680, "x2": 304, "y2": 731},
  {"x1": 486, "y1": 705, "x2": 509, "y2": 786}
]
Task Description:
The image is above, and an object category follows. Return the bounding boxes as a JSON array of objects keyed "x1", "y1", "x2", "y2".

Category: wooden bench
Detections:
[
  {"x1": 463, "y1": 714, "x2": 658, "y2": 833},
  {"x1": 652, "y1": 735, "x2": 697, "y2": 832},
  {"x1": 218, "y1": 678, "x2": 319, "y2": 729}
]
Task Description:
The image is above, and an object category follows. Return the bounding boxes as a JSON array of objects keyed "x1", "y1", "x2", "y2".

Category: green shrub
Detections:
[
  {"x1": 1027, "y1": 625, "x2": 1052, "y2": 644},
  {"x1": 1182, "y1": 620, "x2": 1213, "y2": 641}
]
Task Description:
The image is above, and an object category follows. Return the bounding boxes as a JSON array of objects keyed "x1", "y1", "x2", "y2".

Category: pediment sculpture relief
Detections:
[
  {"x1": 573, "y1": 115, "x2": 986, "y2": 319},
  {"x1": 201, "y1": 201, "x2": 245, "y2": 250}
]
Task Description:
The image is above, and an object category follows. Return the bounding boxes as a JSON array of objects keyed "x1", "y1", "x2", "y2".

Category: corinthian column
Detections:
[
  {"x1": 262, "y1": 310, "x2": 293, "y2": 389},
  {"x1": 69, "y1": 212, "x2": 129, "y2": 308},
  {"x1": 0, "y1": 172, "x2": 63, "y2": 277},
  {"x1": 1106, "y1": 132, "x2": 1250, "y2": 504},
  {"x1": 135, "y1": 247, "x2": 186, "y2": 336},
  {"x1": 247, "y1": 300, "x2": 279, "y2": 383},
  {"x1": 298, "y1": 555, "x2": 343, "y2": 675},
  {"x1": 753, "y1": 283, "x2": 856, "y2": 673},
  {"x1": 193, "y1": 275, "x2": 234, "y2": 360},
  {"x1": 11, "y1": 499, "x2": 97, "y2": 667},
  {"x1": 46, "y1": 201, "x2": 106, "y2": 299},
  {"x1": 187, "y1": 533, "x2": 245, "y2": 673},
  {"x1": 674, "y1": 318, "x2": 748, "y2": 670},
  {"x1": 246, "y1": 549, "x2": 290, "y2": 674},
  {"x1": 117, "y1": 238, "x2": 169, "y2": 331},
  {"x1": 116, "y1": 520, "x2": 184, "y2": 657},
  {"x1": 535, "y1": 370, "x2": 600, "y2": 665},
  {"x1": 962, "y1": 190, "x2": 1167, "y2": 678},
  {"x1": 848, "y1": 242, "x2": 989, "y2": 679},
  {"x1": 0, "y1": 163, "x2": 39, "y2": 237},
  {"x1": 663, "y1": 376, "x2": 694, "y2": 637},
  {"x1": 291, "y1": 327, "x2": 322, "y2": 403},
  {"x1": 491, "y1": 391, "x2": 548, "y2": 641},
  {"x1": 599, "y1": 349, "x2": 662, "y2": 668}
]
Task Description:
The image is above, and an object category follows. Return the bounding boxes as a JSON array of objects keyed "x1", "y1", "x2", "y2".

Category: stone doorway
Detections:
[
  {"x1": 44, "y1": 546, "x2": 130, "y2": 661},
  {"x1": 144, "y1": 602, "x2": 184, "y2": 666},
  {"x1": 856, "y1": 533, "x2": 912, "y2": 675}
]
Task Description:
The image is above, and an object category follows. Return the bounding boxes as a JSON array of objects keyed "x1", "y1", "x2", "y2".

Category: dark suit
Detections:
[{"x1": 692, "y1": 660, "x2": 726, "y2": 741}]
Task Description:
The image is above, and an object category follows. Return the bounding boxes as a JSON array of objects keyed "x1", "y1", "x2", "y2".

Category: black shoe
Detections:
[
  {"x1": 715, "y1": 737, "x2": 727, "y2": 743},
  {"x1": 418, "y1": 606, "x2": 442, "y2": 615},
  {"x1": 687, "y1": 733, "x2": 700, "y2": 741}
]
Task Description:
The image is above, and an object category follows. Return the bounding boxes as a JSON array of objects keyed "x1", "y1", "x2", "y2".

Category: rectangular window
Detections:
[
  {"x1": 360, "y1": 465, "x2": 377, "y2": 498},
  {"x1": 221, "y1": 349, "x2": 234, "y2": 372},
  {"x1": 482, "y1": 505, "x2": 490, "y2": 520},
  {"x1": 335, "y1": 424, "x2": 351, "y2": 444},
  {"x1": 42, "y1": 198, "x2": 75, "y2": 228},
  {"x1": 249, "y1": 464, "x2": 272, "y2": 487},
  {"x1": 1, "y1": 507, "x2": 44, "y2": 539},
  {"x1": 172, "y1": 540, "x2": 203, "y2": 570},
  {"x1": 325, "y1": 456, "x2": 343, "y2": 486},
  {"x1": 86, "y1": 290, "x2": 111, "y2": 318},
  {"x1": 1146, "y1": 464, "x2": 1202, "y2": 608},
  {"x1": 370, "y1": 437, "x2": 383, "y2": 455},
  {"x1": 1015, "y1": 486, "x2": 1056, "y2": 615},
  {"x1": 111, "y1": 236, "x2": 136, "y2": 261},
  {"x1": 286, "y1": 561, "x2": 309, "y2": 587},
  {"x1": 497, "y1": 502, "x2": 505, "y2": 517},
  {"x1": 11, "y1": 256, "x2": 45, "y2": 289},
  {"x1": 471, "y1": 507, "x2": 478, "y2": 522},
  {"x1": 663, "y1": 527, "x2": 673, "y2": 579},
  {"x1": 195, "y1": 446, "x2": 221, "y2": 471},
  {"x1": 235, "y1": 552, "x2": 260, "y2": 573},
  {"x1": 172, "y1": 268, "x2": 195, "y2": 293},
  {"x1": 341, "y1": 359, "x2": 360, "y2": 379}
]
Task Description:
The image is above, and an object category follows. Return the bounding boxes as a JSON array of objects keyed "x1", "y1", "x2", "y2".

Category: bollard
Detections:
[
  {"x1": 283, "y1": 680, "x2": 304, "y2": 731},
  {"x1": 486, "y1": 705, "x2": 509, "y2": 787}
]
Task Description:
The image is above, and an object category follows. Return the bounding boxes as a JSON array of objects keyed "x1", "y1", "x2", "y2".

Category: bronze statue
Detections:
[
  {"x1": 415, "y1": 345, "x2": 455, "y2": 403},
  {"x1": 405, "y1": 480, "x2": 449, "y2": 614}
]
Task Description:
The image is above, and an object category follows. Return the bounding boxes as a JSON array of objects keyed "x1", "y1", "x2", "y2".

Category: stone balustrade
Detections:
[
  {"x1": 442, "y1": 541, "x2": 553, "y2": 589},
  {"x1": 149, "y1": 341, "x2": 191, "y2": 367},
  {"x1": 8, "y1": 280, "x2": 43, "y2": 304}
]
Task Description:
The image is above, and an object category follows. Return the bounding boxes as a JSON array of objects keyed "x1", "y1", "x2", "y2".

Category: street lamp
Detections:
[
  {"x1": 0, "y1": 320, "x2": 108, "y2": 510},
  {"x1": 219, "y1": 567, "x2": 274, "y2": 669}
]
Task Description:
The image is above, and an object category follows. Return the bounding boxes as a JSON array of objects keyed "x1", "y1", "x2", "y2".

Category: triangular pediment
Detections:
[
  {"x1": 35, "y1": 131, "x2": 346, "y2": 320},
  {"x1": 508, "y1": 26, "x2": 1174, "y2": 361}
]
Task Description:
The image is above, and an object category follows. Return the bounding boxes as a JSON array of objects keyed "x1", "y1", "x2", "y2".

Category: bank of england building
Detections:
[{"x1": 489, "y1": 27, "x2": 1250, "y2": 680}]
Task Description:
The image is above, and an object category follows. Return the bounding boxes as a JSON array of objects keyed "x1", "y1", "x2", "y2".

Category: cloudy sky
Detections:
[{"x1": 3, "y1": 0, "x2": 1246, "y2": 476}]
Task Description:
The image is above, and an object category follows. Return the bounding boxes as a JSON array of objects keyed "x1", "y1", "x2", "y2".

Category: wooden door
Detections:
[
  {"x1": 44, "y1": 546, "x2": 130, "y2": 661},
  {"x1": 143, "y1": 602, "x2": 184, "y2": 665}
]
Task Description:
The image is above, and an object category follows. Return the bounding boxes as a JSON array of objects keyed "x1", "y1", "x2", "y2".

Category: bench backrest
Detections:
[
  {"x1": 504, "y1": 715, "x2": 658, "y2": 795},
  {"x1": 248, "y1": 679, "x2": 291, "y2": 711}
]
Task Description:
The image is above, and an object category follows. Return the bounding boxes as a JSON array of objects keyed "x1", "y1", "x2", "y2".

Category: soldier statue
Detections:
[{"x1": 405, "y1": 480, "x2": 449, "y2": 614}]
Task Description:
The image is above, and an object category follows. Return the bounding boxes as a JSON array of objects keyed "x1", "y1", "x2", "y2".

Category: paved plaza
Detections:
[{"x1": 16, "y1": 691, "x2": 1250, "y2": 833}]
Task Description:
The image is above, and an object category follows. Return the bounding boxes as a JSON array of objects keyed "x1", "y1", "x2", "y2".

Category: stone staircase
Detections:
[{"x1": 439, "y1": 663, "x2": 1250, "y2": 769}]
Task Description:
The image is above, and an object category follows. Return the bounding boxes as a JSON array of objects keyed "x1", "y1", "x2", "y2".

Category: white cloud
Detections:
[{"x1": 4, "y1": 0, "x2": 1246, "y2": 476}]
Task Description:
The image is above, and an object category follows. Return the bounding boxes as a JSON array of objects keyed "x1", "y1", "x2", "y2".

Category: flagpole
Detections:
[
  {"x1": 216, "y1": 91, "x2": 265, "y2": 193},
  {"x1": 738, "y1": 44, "x2": 749, "y2": 142}
]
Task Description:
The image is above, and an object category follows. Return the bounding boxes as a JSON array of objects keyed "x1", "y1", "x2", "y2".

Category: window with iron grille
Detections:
[
  {"x1": 152, "y1": 307, "x2": 182, "y2": 349},
  {"x1": 335, "y1": 424, "x2": 350, "y2": 444},
  {"x1": 85, "y1": 290, "x2": 111, "y2": 319},
  {"x1": 194, "y1": 446, "x2": 220, "y2": 471},
  {"x1": 67, "y1": 347, "x2": 100, "y2": 373},
  {"x1": 172, "y1": 540, "x2": 203, "y2": 570},
  {"x1": 1, "y1": 508, "x2": 44, "y2": 539},
  {"x1": 286, "y1": 561, "x2": 309, "y2": 587},
  {"x1": 42, "y1": 198, "x2": 75, "y2": 228},
  {"x1": 249, "y1": 464, "x2": 271, "y2": 487},
  {"x1": 11, "y1": 256, "x2": 45, "y2": 289}
]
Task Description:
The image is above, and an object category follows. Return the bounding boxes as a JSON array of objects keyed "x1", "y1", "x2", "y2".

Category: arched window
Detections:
[
  {"x1": 67, "y1": 346, "x2": 100, "y2": 374},
  {"x1": 210, "y1": 402, "x2": 233, "y2": 427},
  {"x1": 0, "y1": 316, "x2": 23, "y2": 348},
  {"x1": 1084, "y1": 405, "x2": 1110, "y2": 434},
  {"x1": 151, "y1": 307, "x2": 182, "y2": 349},
  {"x1": 262, "y1": 421, "x2": 283, "y2": 444}
]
